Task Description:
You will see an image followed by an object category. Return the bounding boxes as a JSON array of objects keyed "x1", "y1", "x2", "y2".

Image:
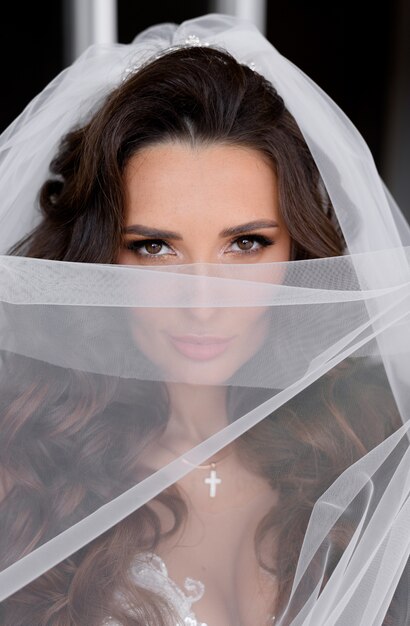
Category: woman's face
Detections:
[{"x1": 118, "y1": 142, "x2": 291, "y2": 384}]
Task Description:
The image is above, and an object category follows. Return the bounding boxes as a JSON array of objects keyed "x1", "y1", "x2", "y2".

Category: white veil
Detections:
[{"x1": 0, "y1": 13, "x2": 409, "y2": 626}]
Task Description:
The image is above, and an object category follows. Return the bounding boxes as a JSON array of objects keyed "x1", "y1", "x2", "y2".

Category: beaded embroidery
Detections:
[{"x1": 103, "y1": 552, "x2": 207, "y2": 626}]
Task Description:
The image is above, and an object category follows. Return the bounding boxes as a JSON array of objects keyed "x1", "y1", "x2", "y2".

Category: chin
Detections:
[{"x1": 159, "y1": 359, "x2": 246, "y2": 387}]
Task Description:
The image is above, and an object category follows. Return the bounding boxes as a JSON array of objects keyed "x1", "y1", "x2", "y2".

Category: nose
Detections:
[
  {"x1": 183, "y1": 269, "x2": 220, "y2": 324},
  {"x1": 185, "y1": 304, "x2": 218, "y2": 323}
]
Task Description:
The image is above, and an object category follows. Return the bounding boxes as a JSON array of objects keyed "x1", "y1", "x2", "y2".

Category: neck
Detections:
[{"x1": 163, "y1": 382, "x2": 229, "y2": 450}]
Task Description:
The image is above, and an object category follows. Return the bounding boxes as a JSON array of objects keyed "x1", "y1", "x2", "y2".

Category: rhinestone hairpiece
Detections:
[
  {"x1": 182, "y1": 34, "x2": 258, "y2": 72},
  {"x1": 123, "y1": 35, "x2": 208, "y2": 79},
  {"x1": 184, "y1": 34, "x2": 209, "y2": 47},
  {"x1": 123, "y1": 34, "x2": 257, "y2": 80}
]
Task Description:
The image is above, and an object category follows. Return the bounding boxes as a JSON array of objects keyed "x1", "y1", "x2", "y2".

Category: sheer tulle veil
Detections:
[{"x1": 0, "y1": 13, "x2": 409, "y2": 626}]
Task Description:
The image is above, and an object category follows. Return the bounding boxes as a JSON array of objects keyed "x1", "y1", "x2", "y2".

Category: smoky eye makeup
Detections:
[
  {"x1": 123, "y1": 233, "x2": 275, "y2": 259},
  {"x1": 124, "y1": 239, "x2": 174, "y2": 256},
  {"x1": 227, "y1": 234, "x2": 275, "y2": 254}
]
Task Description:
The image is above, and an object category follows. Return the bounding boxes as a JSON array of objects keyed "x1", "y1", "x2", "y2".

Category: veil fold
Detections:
[{"x1": 0, "y1": 14, "x2": 409, "y2": 626}]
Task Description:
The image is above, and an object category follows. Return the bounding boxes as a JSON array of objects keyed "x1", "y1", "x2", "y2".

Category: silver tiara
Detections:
[{"x1": 123, "y1": 34, "x2": 257, "y2": 80}]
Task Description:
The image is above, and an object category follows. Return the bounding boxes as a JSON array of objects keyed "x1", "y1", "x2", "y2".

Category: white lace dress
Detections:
[{"x1": 103, "y1": 552, "x2": 208, "y2": 626}]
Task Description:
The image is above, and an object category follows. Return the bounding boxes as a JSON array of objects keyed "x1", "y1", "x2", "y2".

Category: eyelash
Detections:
[{"x1": 124, "y1": 235, "x2": 274, "y2": 258}]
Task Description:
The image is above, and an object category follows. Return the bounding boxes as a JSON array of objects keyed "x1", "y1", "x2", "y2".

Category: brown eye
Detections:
[
  {"x1": 125, "y1": 239, "x2": 171, "y2": 257},
  {"x1": 236, "y1": 237, "x2": 254, "y2": 251},
  {"x1": 229, "y1": 235, "x2": 274, "y2": 255},
  {"x1": 144, "y1": 241, "x2": 163, "y2": 254}
]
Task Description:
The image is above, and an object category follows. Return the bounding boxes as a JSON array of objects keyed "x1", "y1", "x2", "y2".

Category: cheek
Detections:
[
  {"x1": 127, "y1": 308, "x2": 167, "y2": 360},
  {"x1": 231, "y1": 307, "x2": 270, "y2": 359}
]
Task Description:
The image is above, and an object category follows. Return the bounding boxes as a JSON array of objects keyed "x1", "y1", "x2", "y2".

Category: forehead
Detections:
[{"x1": 123, "y1": 142, "x2": 280, "y2": 226}]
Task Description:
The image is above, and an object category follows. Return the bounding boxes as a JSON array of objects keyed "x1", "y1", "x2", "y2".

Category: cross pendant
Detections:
[{"x1": 204, "y1": 462, "x2": 222, "y2": 498}]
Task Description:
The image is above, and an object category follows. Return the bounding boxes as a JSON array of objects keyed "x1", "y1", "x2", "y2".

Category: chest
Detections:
[{"x1": 149, "y1": 464, "x2": 278, "y2": 625}]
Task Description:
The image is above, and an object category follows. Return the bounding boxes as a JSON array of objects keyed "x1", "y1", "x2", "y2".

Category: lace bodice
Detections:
[{"x1": 103, "y1": 552, "x2": 208, "y2": 626}]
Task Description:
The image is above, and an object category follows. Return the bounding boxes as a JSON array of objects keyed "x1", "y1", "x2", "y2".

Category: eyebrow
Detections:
[
  {"x1": 123, "y1": 219, "x2": 279, "y2": 239},
  {"x1": 123, "y1": 224, "x2": 183, "y2": 239},
  {"x1": 220, "y1": 220, "x2": 279, "y2": 237}
]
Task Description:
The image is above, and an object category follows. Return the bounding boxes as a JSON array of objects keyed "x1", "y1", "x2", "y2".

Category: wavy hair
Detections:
[{"x1": 1, "y1": 46, "x2": 404, "y2": 625}]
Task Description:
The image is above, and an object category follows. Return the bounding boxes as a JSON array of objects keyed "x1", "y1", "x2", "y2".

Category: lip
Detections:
[{"x1": 168, "y1": 334, "x2": 235, "y2": 361}]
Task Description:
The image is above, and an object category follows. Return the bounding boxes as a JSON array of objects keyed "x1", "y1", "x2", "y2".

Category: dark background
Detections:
[{"x1": 1, "y1": 0, "x2": 408, "y2": 217}]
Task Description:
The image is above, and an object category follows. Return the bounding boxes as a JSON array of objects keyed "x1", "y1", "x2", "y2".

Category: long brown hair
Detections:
[
  {"x1": 1, "y1": 46, "x2": 402, "y2": 625},
  {"x1": 8, "y1": 46, "x2": 342, "y2": 263}
]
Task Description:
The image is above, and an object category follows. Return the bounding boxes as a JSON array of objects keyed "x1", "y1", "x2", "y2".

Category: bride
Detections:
[{"x1": 0, "y1": 14, "x2": 408, "y2": 626}]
